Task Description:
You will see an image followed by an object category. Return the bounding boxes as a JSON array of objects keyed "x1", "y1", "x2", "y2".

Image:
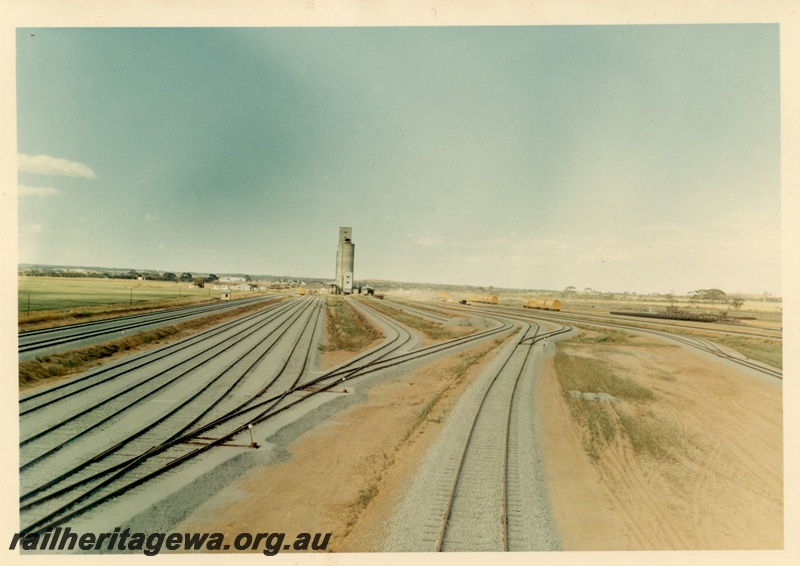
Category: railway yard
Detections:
[{"x1": 15, "y1": 290, "x2": 784, "y2": 553}]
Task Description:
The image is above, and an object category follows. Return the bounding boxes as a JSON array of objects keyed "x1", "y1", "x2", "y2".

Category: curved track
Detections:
[
  {"x1": 18, "y1": 296, "x2": 514, "y2": 534},
  {"x1": 421, "y1": 301, "x2": 782, "y2": 381}
]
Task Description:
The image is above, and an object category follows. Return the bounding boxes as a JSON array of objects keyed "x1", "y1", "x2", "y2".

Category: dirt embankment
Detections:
[{"x1": 538, "y1": 330, "x2": 783, "y2": 550}]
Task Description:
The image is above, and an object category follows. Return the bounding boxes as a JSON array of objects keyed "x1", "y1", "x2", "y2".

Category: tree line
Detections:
[{"x1": 18, "y1": 268, "x2": 219, "y2": 283}]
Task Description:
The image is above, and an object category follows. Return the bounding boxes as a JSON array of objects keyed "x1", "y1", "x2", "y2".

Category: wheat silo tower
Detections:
[{"x1": 335, "y1": 226, "x2": 354, "y2": 294}]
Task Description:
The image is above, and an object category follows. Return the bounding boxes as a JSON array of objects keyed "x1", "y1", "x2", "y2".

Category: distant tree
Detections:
[
  {"x1": 690, "y1": 288, "x2": 727, "y2": 305},
  {"x1": 206, "y1": 274, "x2": 219, "y2": 283},
  {"x1": 162, "y1": 272, "x2": 177, "y2": 281},
  {"x1": 244, "y1": 275, "x2": 252, "y2": 282},
  {"x1": 179, "y1": 272, "x2": 193, "y2": 282},
  {"x1": 705, "y1": 289, "x2": 726, "y2": 305},
  {"x1": 192, "y1": 278, "x2": 205, "y2": 288},
  {"x1": 730, "y1": 298, "x2": 745, "y2": 310}
]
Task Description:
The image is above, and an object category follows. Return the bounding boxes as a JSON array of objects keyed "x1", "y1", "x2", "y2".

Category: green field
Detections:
[{"x1": 18, "y1": 277, "x2": 218, "y2": 314}]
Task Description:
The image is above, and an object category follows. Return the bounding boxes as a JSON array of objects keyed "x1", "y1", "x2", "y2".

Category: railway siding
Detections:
[{"x1": 19, "y1": 297, "x2": 283, "y2": 388}]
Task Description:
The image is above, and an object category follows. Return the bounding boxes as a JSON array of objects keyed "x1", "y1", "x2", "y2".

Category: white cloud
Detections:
[
  {"x1": 18, "y1": 185, "x2": 61, "y2": 197},
  {"x1": 18, "y1": 153, "x2": 97, "y2": 178}
]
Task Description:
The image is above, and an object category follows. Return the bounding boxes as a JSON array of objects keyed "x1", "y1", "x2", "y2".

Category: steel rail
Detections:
[
  {"x1": 20, "y1": 299, "x2": 326, "y2": 510},
  {"x1": 449, "y1": 303, "x2": 782, "y2": 380},
  {"x1": 493, "y1": 302, "x2": 783, "y2": 341},
  {"x1": 19, "y1": 297, "x2": 414, "y2": 532},
  {"x1": 19, "y1": 298, "x2": 312, "y2": 464},
  {"x1": 19, "y1": 295, "x2": 282, "y2": 354},
  {"x1": 434, "y1": 322, "x2": 572, "y2": 551},
  {"x1": 20, "y1": 299, "x2": 317, "y2": 485},
  {"x1": 19, "y1": 297, "x2": 298, "y2": 412},
  {"x1": 19, "y1": 301, "x2": 512, "y2": 534}
]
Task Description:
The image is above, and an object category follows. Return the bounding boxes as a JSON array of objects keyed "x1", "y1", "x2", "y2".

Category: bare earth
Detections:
[
  {"x1": 539, "y1": 332, "x2": 783, "y2": 550},
  {"x1": 176, "y1": 331, "x2": 783, "y2": 552}
]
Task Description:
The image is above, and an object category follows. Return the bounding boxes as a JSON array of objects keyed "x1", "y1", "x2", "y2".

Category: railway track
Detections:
[
  {"x1": 433, "y1": 321, "x2": 572, "y2": 551},
  {"x1": 20, "y1": 298, "x2": 325, "y2": 529},
  {"x1": 379, "y1": 299, "x2": 453, "y2": 324},
  {"x1": 19, "y1": 296, "x2": 514, "y2": 534},
  {"x1": 20, "y1": 298, "x2": 317, "y2": 473},
  {"x1": 19, "y1": 298, "x2": 301, "y2": 415},
  {"x1": 506, "y1": 303, "x2": 781, "y2": 341},
  {"x1": 18, "y1": 294, "x2": 283, "y2": 360},
  {"x1": 425, "y1": 301, "x2": 782, "y2": 381},
  {"x1": 535, "y1": 311, "x2": 782, "y2": 381}
]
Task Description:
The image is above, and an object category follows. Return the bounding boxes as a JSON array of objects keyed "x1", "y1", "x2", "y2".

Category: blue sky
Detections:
[{"x1": 16, "y1": 25, "x2": 781, "y2": 294}]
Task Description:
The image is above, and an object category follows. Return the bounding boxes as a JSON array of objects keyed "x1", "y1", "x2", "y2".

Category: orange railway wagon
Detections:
[{"x1": 522, "y1": 298, "x2": 561, "y2": 311}]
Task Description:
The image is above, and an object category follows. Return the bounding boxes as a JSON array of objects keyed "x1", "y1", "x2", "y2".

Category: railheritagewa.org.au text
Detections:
[{"x1": 9, "y1": 527, "x2": 331, "y2": 556}]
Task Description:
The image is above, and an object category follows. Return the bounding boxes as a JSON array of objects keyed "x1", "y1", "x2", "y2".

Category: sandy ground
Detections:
[
  {"x1": 175, "y1": 328, "x2": 783, "y2": 552},
  {"x1": 538, "y1": 331, "x2": 783, "y2": 550}
]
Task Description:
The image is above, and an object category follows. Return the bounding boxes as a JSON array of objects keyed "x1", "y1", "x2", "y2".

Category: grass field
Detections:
[{"x1": 18, "y1": 277, "x2": 222, "y2": 314}]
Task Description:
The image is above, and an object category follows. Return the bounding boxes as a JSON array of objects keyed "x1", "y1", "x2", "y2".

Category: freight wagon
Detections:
[
  {"x1": 523, "y1": 298, "x2": 561, "y2": 311},
  {"x1": 469, "y1": 295, "x2": 499, "y2": 305}
]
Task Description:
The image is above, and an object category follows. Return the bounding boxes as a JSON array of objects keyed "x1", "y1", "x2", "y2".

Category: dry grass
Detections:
[
  {"x1": 556, "y1": 349, "x2": 655, "y2": 402},
  {"x1": 568, "y1": 326, "x2": 635, "y2": 345},
  {"x1": 19, "y1": 300, "x2": 277, "y2": 391},
  {"x1": 708, "y1": 335, "x2": 782, "y2": 370},
  {"x1": 320, "y1": 297, "x2": 384, "y2": 352},
  {"x1": 554, "y1": 340, "x2": 683, "y2": 462}
]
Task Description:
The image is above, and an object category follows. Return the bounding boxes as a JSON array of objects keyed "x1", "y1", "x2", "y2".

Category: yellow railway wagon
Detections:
[
  {"x1": 523, "y1": 298, "x2": 561, "y2": 311},
  {"x1": 299, "y1": 288, "x2": 306, "y2": 295},
  {"x1": 469, "y1": 295, "x2": 499, "y2": 305}
]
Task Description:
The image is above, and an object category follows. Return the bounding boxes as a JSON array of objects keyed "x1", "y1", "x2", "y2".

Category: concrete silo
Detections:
[{"x1": 335, "y1": 227, "x2": 355, "y2": 294}]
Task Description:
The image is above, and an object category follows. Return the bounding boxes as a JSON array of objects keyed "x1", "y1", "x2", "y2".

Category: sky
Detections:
[{"x1": 15, "y1": 25, "x2": 782, "y2": 295}]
